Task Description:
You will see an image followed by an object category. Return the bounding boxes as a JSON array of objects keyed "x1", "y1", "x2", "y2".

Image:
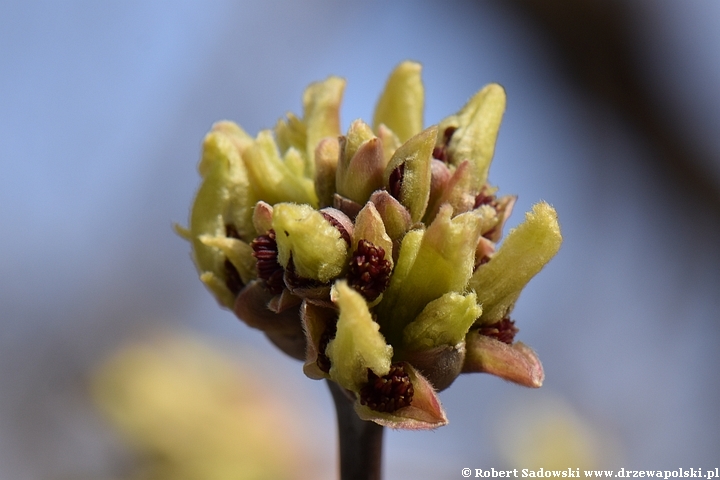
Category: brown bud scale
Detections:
[
  {"x1": 316, "y1": 322, "x2": 338, "y2": 374},
  {"x1": 359, "y1": 363, "x2": 414, "y2": 413},
  {"x1": 223, "y1": 259, "x2": 244, "y2": 296},
  {"x1": 283, "y1": 257, "x2": 326, "y2": 290}
]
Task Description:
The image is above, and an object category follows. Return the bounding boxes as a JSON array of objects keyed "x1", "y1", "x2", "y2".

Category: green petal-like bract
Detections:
[
  {"x1": 439, "y1": 84, "x2": 506, "y2": 190},
  {"x1": 188, "y1": 129, "x2": 257, "y2": 307},
  {"x1": 469, "y1": 201, "x2": 562, "y2": 323},
  {"x1": 403, "y1": 292, "x2": 481, "y2": 351},
  {"x1": 199, "y1": 235, "x2": 256, "y2": 286},
  {"x1": 378, "y1": 205, "x2": 482, "y2": 344},
  {"x1": 327, "y1": 281, "x2": 393, "y2": 392}
]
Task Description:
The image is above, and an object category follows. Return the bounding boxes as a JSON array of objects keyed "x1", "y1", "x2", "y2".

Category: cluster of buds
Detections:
[{"x1": 176, "y1": 61, "x2": 562, "y2": 429}]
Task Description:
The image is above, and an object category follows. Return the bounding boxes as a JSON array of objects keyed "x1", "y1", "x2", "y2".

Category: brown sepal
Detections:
[
  {"x1": 233, "y1": 280, "x2": 306, "y2": 360},
  {"x1": 301, "y1": 301, "x2": 338, "y2": 380},
  {"x1": 402, "y1": 343, "x2": 466, "y2": 392}
]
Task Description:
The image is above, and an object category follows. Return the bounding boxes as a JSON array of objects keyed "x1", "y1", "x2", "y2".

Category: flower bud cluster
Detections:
[{"x1": 177, "y1": 61, "x2": 562, "y2": 429}]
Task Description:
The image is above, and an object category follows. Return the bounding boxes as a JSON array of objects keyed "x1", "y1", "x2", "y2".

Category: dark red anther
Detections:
[
  {"x1": 347, "y1": 240, "x2": 392, "y2": 301},
  {"x1": 359, "y1": 363, "x2": 414, "y2": 413},
  {"x1": 478, "y1": 317, "x2": 519, "y2": 344},
  {"x1": 251, "y1": 230, "x2": 285, "y2": 294}
]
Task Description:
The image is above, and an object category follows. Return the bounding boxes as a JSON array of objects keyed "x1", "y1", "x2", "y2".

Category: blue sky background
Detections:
[{"x1": 2, "y1": 1, "x2": 719, "y2": 478}]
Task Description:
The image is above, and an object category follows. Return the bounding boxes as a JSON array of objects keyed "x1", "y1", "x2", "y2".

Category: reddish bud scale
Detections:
[
  {"x1": 478, "y1": 317, "x2": 519, "y2": 344},
  {"x1": 251, "y1": 230, "x2": 285, "y2": 294},
  {"x1": 347, "y1": 240, "x2": 392, "y2": 301},
  {"x1": 359, "y1": 363, "x2": 414, "y2": 413},
  {"x1": 473, "y1": 188, "x2": 497, "y2": 209},
  {"x1": 320, "y1": 212, "x2": 351, "y2": 246}
]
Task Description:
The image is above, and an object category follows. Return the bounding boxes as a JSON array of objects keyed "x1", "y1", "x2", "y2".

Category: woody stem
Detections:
[{"x1": 328, "y1": 380, "x2": 384, "y2": 480}]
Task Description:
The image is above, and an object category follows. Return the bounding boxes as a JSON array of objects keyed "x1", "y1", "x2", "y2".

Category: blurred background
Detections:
[{"x1": 2, "y1": 1, "x2": 719, "y2": 478}]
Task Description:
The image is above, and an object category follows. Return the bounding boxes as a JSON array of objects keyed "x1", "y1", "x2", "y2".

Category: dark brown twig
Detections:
[{"x1": 327, "y1": 380, "x2": 384, "y2": 480}]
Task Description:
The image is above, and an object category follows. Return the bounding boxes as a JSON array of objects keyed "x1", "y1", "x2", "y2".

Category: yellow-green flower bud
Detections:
[
  {"x1": 376, "y1": 124, "x2": 402, "y2": 165},
  {"x1": 302, "y1": 76, "x2": 345, "y2": 172},
  {"x1": 181, "y1": 60, "x2": 562, "y2": 431},
  {"x1": 242, "y1": 131, "x2": 318, "y2": 207},
  {"x1": 251, "y1": 201, "x2": 274, "y2": 235},
  {"x1": 368, "y1": 190, "x2": 412, "y2": 247},
  {"x1": 336, "y1": 120, "x2": 386, "y2": 204},
  {"x1": 272, "y1": 203, "x2": 348, "y2": 283},
  {"x1": 437, "y1": 83, "x2": 506, "y2": 190},
  {"x1": 180, "y1": 127, "x2": 256, "y2": 307},
  {"x1": 373, "y1": 60, "x2": 424, "y2": 143},
  {"x1": 383, "y1": 126, "x2": 437, "y2": 223},
  {"x1": 275, "y1": 76, "x2": 345, "y2": 178},
  {"x1": 314, "y1": 137, "x2": 340, "y2": 208}
]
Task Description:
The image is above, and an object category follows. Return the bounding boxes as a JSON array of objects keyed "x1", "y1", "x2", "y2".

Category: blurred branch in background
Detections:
[
  {"x1": 508, "y1": 0, "x2": 720, "y2": 215},
  {"x1": 91, "y1": 331, "x2": 319, "y2": 480}
]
